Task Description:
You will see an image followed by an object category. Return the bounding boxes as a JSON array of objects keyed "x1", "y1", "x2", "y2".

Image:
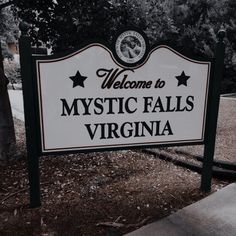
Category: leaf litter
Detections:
[{"x1": 0, "y1": 119, "x2": 232, "y2": 236}]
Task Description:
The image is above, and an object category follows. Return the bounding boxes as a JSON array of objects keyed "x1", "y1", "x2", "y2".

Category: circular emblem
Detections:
[{"x1": 115, "y1": 30, "x2": 146, "y2": 65}]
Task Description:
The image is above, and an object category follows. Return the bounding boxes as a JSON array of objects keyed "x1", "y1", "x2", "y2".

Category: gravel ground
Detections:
[{"x1": 153, "y1": 98, "x2": 236, "y2": 164}]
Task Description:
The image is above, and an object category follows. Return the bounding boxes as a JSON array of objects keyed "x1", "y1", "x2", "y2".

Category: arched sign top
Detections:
[{"x1": 35, "y1": 43, "x2": 211, "y2": 70}]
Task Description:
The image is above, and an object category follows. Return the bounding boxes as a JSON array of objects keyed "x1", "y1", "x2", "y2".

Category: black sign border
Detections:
[{"x1": 31, "y1": 40, "x2": 214, "y2": 156}]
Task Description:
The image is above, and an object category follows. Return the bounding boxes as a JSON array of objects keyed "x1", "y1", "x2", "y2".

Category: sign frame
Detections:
[{"x1": 32, "y1": 42, "x2": 213, "y2": 156}]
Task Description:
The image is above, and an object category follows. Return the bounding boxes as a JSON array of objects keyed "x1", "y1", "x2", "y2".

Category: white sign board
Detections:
[{"x1": 36, "y1": 43, "x2": 211, "y2": 153}]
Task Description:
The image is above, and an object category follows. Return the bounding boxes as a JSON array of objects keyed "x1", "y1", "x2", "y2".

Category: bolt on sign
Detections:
[
  {"x1": 35, "y1": 30, "x2": 211, "y2": 153},
  {"x1": 20, "y1": 25, "x2": 225, "y2": 207}
]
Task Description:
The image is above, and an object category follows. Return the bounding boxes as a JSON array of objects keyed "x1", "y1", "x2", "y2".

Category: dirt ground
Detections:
[
  {"x1": 164, "y1": 98, "x2": 236, "y2": 164},
  {"x1": 0, "y1": 119, "x2": 232, "y2": 236}
]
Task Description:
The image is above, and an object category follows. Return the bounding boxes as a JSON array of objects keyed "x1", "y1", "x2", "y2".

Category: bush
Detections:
[
  {"x1": 14, "y1": 0, "x2": 236, "y2": 93},
  {"x1": 3, "y1": 58, "x2": 21, "y2": 86}
]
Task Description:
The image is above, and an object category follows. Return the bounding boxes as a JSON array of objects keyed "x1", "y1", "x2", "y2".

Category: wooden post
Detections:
[
  {"x1": 19, "y1": 22, "x2": 41, "y2": 207},
  {"x1": 200, "y1": 29, "x2": 226, "y2": 192}
]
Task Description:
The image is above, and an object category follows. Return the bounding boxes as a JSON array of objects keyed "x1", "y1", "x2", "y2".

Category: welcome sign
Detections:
[
  {"x1": 34, "y1": 30, "x2": 211, "y2": 153},
  {"x1": 19, "y1": 23, "x2": 225, "y2": 206}
]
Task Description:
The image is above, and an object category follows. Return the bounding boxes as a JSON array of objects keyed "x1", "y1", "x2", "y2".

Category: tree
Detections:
[
  {"x1": 0, "y1": 0, "x2": 19, "y2": 58},
  {"x1": 220, "y1": 0, "x2": 236, "y2": 92},
  {"x1": 0, "y1": 63, "x2": 16, "y2": 166},
  {"x1": 14, "y1": 0, "x2": 178, "y2": 52},
  {"x1": 14, "y1": 0, "x2": 129, "y2": 52},
  {"x1": 0, "y1": 0, "x2": 17, "y2": 166},
  {"x1": 170, "y1": 0, "x2": 236, "y2": 92},
  {"x1": 12, "y1": 0, "x2": 236, "y2": 91}
]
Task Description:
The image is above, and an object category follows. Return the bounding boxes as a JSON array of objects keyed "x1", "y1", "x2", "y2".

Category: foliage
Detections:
[
  {"x1": 169, "y1": 0, "x2": 236, "y2": 92},
  {"x1": 15, "y1": 0, "x2": 127, "y2": 51},
  {"x1": 126, "y1": 0, "x2": 179, "y2": 44},
  {"x1": 0, "y1": 1, "x2": 20, "y2": 86},
  {"x1": 14, "y1": 0, "x2": 178, "y2": 52},
  {"x1": 13, "y1": 0, "x2": 236, "y2": 92},
  {"x1": 0, "y1": 40, "x2": 12, "y2": 59},
  {"x1": 0, "y1": 1, "x2": 19, "y2": 59}
]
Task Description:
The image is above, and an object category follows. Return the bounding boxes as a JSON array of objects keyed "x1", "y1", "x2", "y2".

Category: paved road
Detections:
[{"x1": 8, "y1": 90, "x2": 24, "y2": 121}]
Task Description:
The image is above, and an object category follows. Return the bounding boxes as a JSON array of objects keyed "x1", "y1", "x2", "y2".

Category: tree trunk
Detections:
[{"x1": 0, "y1": 46, "x2": 16, "y2": 166}]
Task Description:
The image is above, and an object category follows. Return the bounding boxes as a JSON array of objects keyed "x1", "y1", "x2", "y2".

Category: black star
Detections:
[
  {"x1": 175, "y1": 71, "x2": 190, "y2": 86},
  {"x1": 69, "y1": 70, "x2": 87, "y2": 88}
]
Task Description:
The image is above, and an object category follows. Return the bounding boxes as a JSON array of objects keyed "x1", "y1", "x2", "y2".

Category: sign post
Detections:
[
  {"x1": 200, "y1": 30, "x2": 226, "y2": 192},
  {"x1": 19, "y1": 22, "x2": 41, "y2": 207}
]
